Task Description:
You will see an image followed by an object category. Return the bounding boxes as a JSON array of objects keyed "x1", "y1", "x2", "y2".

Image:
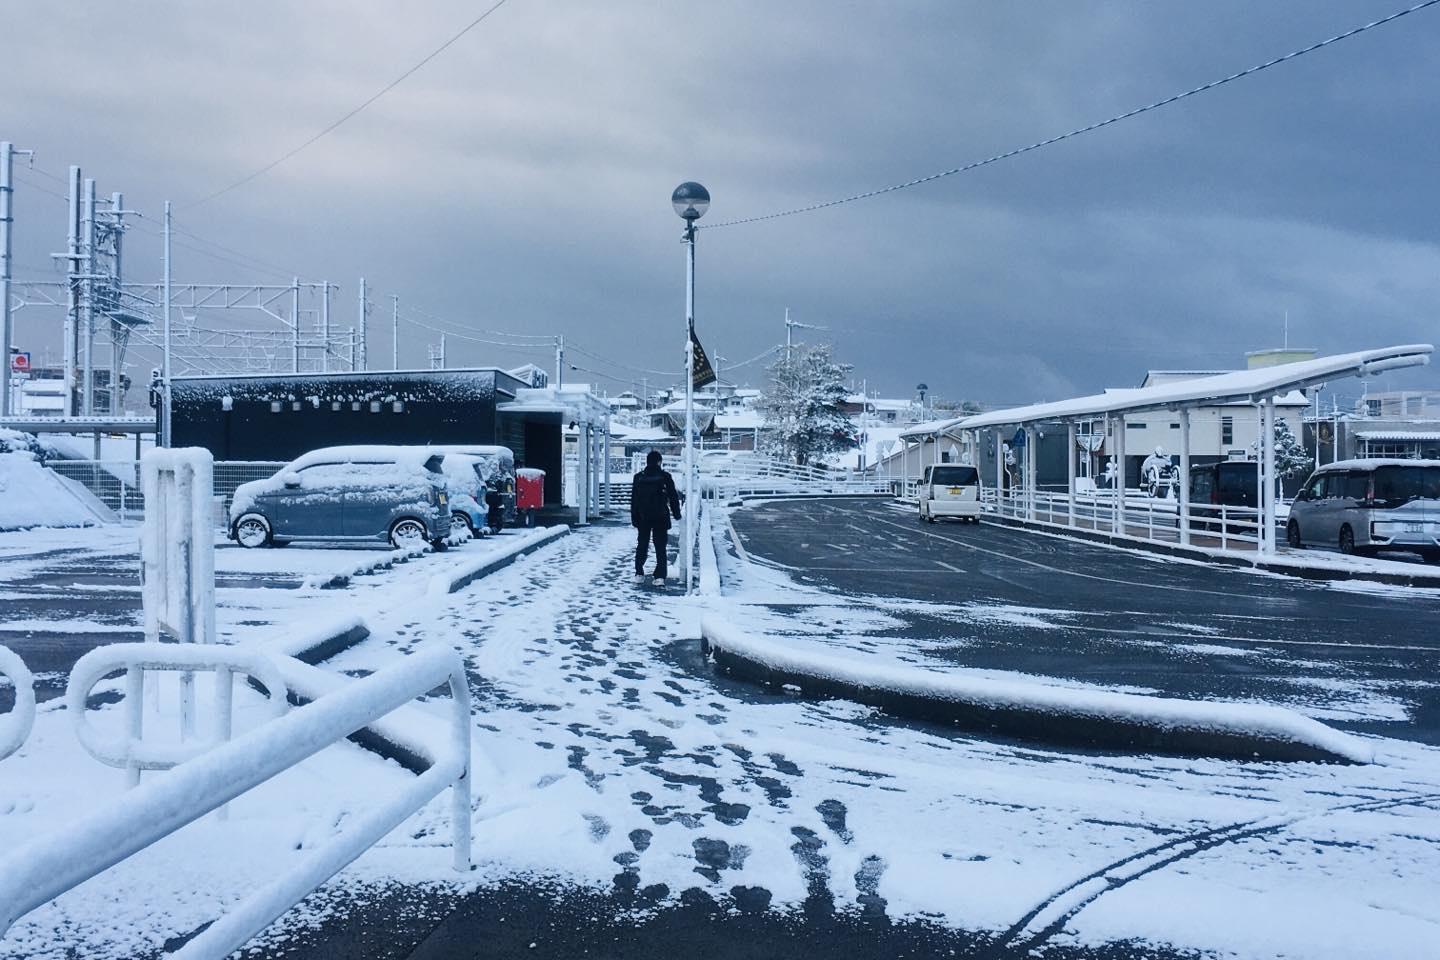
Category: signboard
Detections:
[{"x1": 9, "y1": 352, "x2": 30, "y2": 374}]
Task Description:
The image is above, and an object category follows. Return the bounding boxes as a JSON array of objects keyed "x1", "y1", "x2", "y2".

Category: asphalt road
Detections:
[{"x1": 728, "y1": 497, "x2": 1440, "y2": 745}]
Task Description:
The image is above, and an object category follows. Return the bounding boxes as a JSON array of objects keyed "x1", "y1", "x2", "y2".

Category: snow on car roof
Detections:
[
  {"x1": 289, "y1": 446, "x2": 442, "y2": 470},
  {"x1": 1314, "y1": 458, "x2": 1440, "y2": 472}
]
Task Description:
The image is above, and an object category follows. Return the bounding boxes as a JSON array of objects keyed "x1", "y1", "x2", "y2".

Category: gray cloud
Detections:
[{"x1": 4, "y1": 0, "x2": 1437, "y2": 403}]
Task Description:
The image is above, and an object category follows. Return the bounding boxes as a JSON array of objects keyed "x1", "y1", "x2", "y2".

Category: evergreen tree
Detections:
[
  {"x1": 1253, "y1": 419, "x2": 1311, "y2": 495},
  {"x1": 757, "y1": 344, "x2": 858, "y2": 465}
]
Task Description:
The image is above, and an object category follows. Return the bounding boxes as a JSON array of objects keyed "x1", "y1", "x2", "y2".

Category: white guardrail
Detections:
[
  {"x1": 0, "y1": 646, "x2": 36, "y2": 762},
  {"x1": 982, "y1": 487, "x2": 1272, "y2": 548},
  {"x1": 66, "y1": 644, "x2": 289, "y2": 788},
  {"x1": 663, "y1": 455, "x2": 891, "y2": 498},
  {"x1": 0, "y1": 645, "x2": 472, "y2": 959}
]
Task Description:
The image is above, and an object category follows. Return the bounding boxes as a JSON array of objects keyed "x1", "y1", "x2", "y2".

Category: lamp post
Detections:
[{"x1": 672, "y1": 181, "x2": 709, "y2": 595}]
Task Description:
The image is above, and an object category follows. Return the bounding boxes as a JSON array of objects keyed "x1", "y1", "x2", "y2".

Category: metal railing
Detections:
[
  {"x1": 980, "y1": 486, "x2": 1271, "y2": 548},
  {"x1": 0, "y1": 646, "x2": 36, "y2": 763},
  {"x1": 0, "y1": 645, "x2": 472, "y2": 958},
  {"x1": 39, "y1": 459, "x2": 286, "y2": 523},
  {"x1": 66, "y1": 644, "x2": 289, "y2": 788},
  {"x1": 660, "y1": 454, "x2": 890, "y2": 498}
]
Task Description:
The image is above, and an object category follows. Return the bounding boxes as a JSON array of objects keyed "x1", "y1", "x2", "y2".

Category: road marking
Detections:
[
  {"x1": 865, "y1": 511, "x2": 1272, "y2": 599},
  {"x1": 935, "y1": 560, "x2": 964, "y2": 572}
]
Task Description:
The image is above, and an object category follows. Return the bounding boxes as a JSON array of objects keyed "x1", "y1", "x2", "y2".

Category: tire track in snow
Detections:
[{"x1": 1002, "y1": 789, "x2": 1440, "y2": 951}]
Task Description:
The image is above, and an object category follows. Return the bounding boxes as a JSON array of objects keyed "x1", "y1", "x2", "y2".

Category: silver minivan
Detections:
[
  {"x1": 1286, "y1": 459, "x2": 1440, "y2": 561},
  {"x1": 918, "y1": 464, "x2": 982, "y2": 523}
]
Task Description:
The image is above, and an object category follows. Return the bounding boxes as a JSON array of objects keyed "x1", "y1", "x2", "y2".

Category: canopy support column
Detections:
[
  {"x1": 1113, "y1": 414, "x2": 1126, "y2": 535},
  {"x1": 1065, "y1": 421, "x2": 1076, "y2": 528},
  {"x1": 995, "y1": 428, "x2": 1005, "y2": 517},
  {"x1": 1025, "y1": 425, "x2": 1037, "y2": 522},
  {"x1": 1262, "y1": 397, "x2": 1276, "y2": 554},
  {"x1": 1178, "y1": 408, "x2": 1192, "y2": 546},
  {"x1": 577, "y1": 421, "x2": 590, "y2": 526}
]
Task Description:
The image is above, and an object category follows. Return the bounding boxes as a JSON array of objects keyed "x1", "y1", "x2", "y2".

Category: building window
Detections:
[
  {"x1": 291, "y1": 401, "x2": 302, "y2": 412},
  {"x1": 1221, "y1": 417, "x2": 1233, "y2": 445},
  {"x1": 392, "y1": 400, "x2": 405, "y2": 414},
  {"x1": 270, "y1": 400, "x2": 282, "y2": 414},
  {"x1": 1127, "y1": 421, "x2": 1146, "y2": 429},
  {"x1": 331, "y1": 400, "x2": 342, "y2": 412},
  {"x1": 369, "y1": 400, "x2": 381, "y2": 413},
  {"x1": 1169, "y1": 422, "x2": 1180, "y2": 429}
]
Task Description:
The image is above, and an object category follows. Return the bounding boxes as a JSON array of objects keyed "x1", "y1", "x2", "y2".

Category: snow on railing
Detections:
[
  {"x1": 0, "y1": 646, "x2": 36, "y2": 763},
  {"x1": 698, "y1": 501, "x2": 721, "y2": 596},
  {"x1": 0, "y1": 645, "x2": 472, "y2": 958},
  {"x1": 67, "y1": 644, "x2": 289, "y2": 788}
]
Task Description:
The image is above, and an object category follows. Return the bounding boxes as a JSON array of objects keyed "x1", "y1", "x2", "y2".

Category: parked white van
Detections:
[
  {"x1": 918, "y1": 464, "x2": 982, "y2": 523},
  {"x1": 1286, "y1": 458, "x2": 1440, "y2": 560}
]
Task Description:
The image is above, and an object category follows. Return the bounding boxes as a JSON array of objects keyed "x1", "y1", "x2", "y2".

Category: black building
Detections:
[{"x1": 167, "y1": 368, "x2": 564, "y2": 501}]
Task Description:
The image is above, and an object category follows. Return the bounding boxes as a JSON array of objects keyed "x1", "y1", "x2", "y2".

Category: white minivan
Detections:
[{"x1": 918, "y1": 464, "x2": 982, "y2": 523}]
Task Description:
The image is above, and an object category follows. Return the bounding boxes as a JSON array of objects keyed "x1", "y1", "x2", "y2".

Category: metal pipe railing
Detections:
[
  {"x1": 0, "y1": 646, "x2": 36, "y2": 763},
  {"x1": 0, "y1": 646, "x2": 472, "y2": 958}
]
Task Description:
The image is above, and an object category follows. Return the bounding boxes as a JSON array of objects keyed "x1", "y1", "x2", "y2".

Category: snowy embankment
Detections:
[
  {"x1": 700, "y1": 617, "x2": 1373, "y2": 764},
  {"x1": 0, "y1": 451, "x2": 114, "y2": 531}
]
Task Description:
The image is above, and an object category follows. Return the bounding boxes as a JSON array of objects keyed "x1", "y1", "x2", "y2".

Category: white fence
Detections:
[
  {"x1": 42, "y1": 458, "x2": 286, "y2": 522},
  {"x1": 981, "y1": 485, "x2": 1272, "y2": 548},
  {"x1": 0, "y1": 644, "x2": 472, "y2": 959},
  {"x1": 659, "y1": 454, "x2": 890, "y2": 499}
]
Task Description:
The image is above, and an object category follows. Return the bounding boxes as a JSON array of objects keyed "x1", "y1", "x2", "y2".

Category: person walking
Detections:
[{"x1": 631, "y1": 450, "x2": 682, "y2": 585}]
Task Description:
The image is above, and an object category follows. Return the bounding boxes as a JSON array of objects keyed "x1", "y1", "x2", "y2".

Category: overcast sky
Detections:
[{"x1": 5, "y1": 1, "x2": 1438, "y2": 406}]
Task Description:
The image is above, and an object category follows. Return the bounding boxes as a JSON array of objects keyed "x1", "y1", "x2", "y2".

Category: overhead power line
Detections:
[
  {"x1": 566, "y1": 343, "x2": 679, "y2": 379},
  {"x1": 186, "y1": 0, "x2": 512, "y2": 210},
  {"x1": 705, "y1": 0, "x2": 1440, "y2": 229}
]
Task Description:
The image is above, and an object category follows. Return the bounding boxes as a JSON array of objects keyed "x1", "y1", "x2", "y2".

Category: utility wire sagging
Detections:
[
  {"x1": 705, "y1": 0, "x2": 1440, "y2": 229},
  {"x1": 185, "y1": 0, "x2": 511, "y2": 210}
]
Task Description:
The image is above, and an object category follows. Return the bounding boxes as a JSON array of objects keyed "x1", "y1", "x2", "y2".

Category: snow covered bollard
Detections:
[{"x1": 0, "y1": 645, "x2": 36, "y2": 762}]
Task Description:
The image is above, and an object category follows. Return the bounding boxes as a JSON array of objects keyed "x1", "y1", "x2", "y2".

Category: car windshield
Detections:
[
  {"x1": 930, "y1": 466, "x2": 978, "y2": 485},
  {"x1": 1371, "y1": 465, "x2": 1440, "y2": 506}
]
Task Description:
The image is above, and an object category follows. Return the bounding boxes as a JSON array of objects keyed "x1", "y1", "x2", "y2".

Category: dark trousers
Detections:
[{"x1": 635, "y1": 524, "x2": 669, "y2": 577}]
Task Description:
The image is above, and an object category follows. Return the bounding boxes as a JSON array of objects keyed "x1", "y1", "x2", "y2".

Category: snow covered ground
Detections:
[{"x1": 3, "y1": 516, "x2": 1440, "y2": 958}]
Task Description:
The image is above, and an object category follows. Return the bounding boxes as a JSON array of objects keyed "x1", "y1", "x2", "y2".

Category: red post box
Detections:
[{"x1": 516, "y1": 468, "x2": 545, "y2": 526}]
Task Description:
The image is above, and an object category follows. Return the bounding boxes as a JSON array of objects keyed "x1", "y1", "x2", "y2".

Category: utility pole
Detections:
[
  {"x1": 0, "y1": 141, "x2": 34, "y2": 418},
  {"x1": 555, "y1": 335, "x2": 565, "y2": 388},
  {"x1": 319, "y1": 281, "x2": 331, "y2": 372},
  {"x1": 81, "y1": 177, "x2": 97, "y2": 415},
  {"x1": 107, "y1": 190, "x2": 126, "y2": 415},
  {"x1": 62, "y1": 165, "x2": 81, "y2": 417},
  {"x1": 162, "y1": 201, "x2": 172, "y2": 447},
  {"x1": 356, "y1": 277, "x2": 368, "y2": 371},
  {"x1": 290, "y1": 278, "x2": 301, "y2": 372},
  {"x1": 390, "y1": 294, "x2": 399, "y2": 370},
  {"x1": 440, "y1": 333, "x2": 447, "y2": 370},
  {"x1": 783, "y1": 308, "x2": 825, "y2": 366}
]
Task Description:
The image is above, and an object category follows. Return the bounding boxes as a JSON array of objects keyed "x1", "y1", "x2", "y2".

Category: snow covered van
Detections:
[
  {"x1": 1287, "y1": 459, "x2": 1440, "y2": 560},
  {"x1": 918, "y1": 464, "x2": 982, "y2": 523},
  {"x1": 229, "y1": 446, "x2": 451, "y2": 550}
]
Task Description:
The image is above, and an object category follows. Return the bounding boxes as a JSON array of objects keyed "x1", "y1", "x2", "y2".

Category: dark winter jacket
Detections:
[{"x1": 631, "y1": 465, "x2": 682, "y2": 530}]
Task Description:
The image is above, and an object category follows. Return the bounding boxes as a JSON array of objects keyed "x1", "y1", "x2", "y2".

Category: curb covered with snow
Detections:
[
  {"x1": 431, "y1": 525, "x2": 570, "y2": 596},
  {"x1": 700, "y1": 618, "x2": 1374, "y2": 764}
]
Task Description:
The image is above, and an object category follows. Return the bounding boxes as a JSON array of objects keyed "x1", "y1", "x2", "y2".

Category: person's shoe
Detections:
[
  {"x1": 653, "y1": 576, "x2": 666, "y2": 587},
  {"x1": 633, "y1": 573, "x2": 645, "y2": 585}
]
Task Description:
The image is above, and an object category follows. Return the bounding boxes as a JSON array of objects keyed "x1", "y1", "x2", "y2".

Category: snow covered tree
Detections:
[
  {"x1": 1253, "y1": 419, "x2": 1311, "y2": 496},
  {"x1": 757, "y1": 344, "x2": 858, "y2": 466}
]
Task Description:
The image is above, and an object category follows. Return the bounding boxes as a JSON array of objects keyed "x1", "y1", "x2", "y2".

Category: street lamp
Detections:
[{"x1": 672, "y1": 181, "x2": 709, "y2": 595}]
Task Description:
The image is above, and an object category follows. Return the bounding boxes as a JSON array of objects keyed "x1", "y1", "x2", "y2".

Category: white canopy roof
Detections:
[{"x1": 900, "y1": 344, "x2": 1432, "y2": 440}]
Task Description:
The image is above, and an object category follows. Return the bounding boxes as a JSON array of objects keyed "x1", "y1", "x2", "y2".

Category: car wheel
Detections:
[
  {"x1": 452, "y1": 512, "x2": 476, "y2": 536},
  {"x1": 234, "y1": 514, "x2": 272, "y2": 549},
  {"x1": 1286, "y1": 519, "x2": 1302, "y2": 549},
  {"x1": 1339, "y1": 524, "x2": 1356, "y2": 556},
  {"x1": 390, "y1": 518, "x2": 428, "y2": 550}
]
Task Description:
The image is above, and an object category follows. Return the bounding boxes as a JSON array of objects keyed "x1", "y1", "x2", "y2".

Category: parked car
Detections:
[
  {"x1": 229, "y1": 446, "x2": 450, "y2": 549},
  {"x1": 438, "y1": 453, "x2": 487, "y2": 536},
  {"x1": 429, "y1": 445, "x2": 516, "y2": 524},
  {"x1": 1286, "y1": 459, "x2": 1440, "y2": 560},
  {"x1": 1188, "y1": 460, "x2": 1260, "y2": 534},
  {"x1": 918, "y1": 464, "x2": 982, "y2": 523}
]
